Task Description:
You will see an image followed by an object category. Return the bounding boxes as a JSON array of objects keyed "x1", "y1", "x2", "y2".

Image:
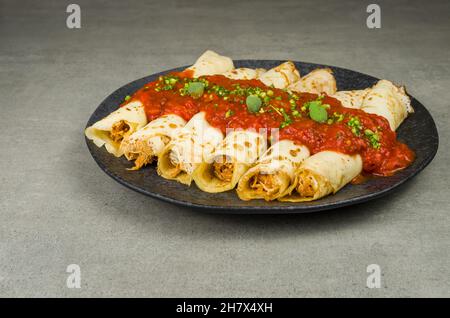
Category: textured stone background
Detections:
[{"x1": 0, "y1": 0, "x2": 448, "y2": 297}]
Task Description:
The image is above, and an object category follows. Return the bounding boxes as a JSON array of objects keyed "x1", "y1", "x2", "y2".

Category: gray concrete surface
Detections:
[{"x1": 0, "y1": 0, "x2": 449, "y2": 297}]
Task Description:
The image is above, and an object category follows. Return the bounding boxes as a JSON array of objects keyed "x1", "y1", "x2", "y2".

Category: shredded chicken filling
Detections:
[
  {"x1": 296, "y1": 171, "x2": 318, "y2": 198},
  {"x1": 129, "y1": 136, "x2": 170, "y2": 170},
  {"x1": 212, "y1": 156, "x2": 234, "y2": 182},
  {"x1": 110, "y1": 120, "x2": 130, "y2": 143},
  {"x1": 131, "y1": 153, "x2": 154, "y2": 170},
  {"x1": 250, "y1": 173, "x2": 279, "y2": 194}
]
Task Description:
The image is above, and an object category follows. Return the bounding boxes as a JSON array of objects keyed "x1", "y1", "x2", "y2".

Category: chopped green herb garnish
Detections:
[
  {"x1": 333, "y1": 112, "x2": 345, "y2": 122},
  {"x1": 280, "y1": 108, "x2": 292, "y2": 128},
  {"x1": 212, "y1": 85, "x2": 230, "y2": 97},
  {"x1": 166, "y1": 77, "x2": 178, "y2": 85},
  {"x1": 225, "y1": 109, "x2": 234, "y2": 118},
  {"x1": 158, "y1": 75, "x2": 180, "y2": 90},
  {"x1": 124, "y1": 95, "x2": 131, "y2": 102},
  {"x1": 292, "y1": 110, "x2": 301, "y2": 117},
  {"x1": 289, "y1": 99, "x2": 296, "y2": 108},
  {"x1": 327, "y1": 112, "x2": 345, "y2": 124},
  {"x1": 280, "y1": 122, "x2": 290, "y2": 129},
  {"x1": 365, "y1": 129, "x2": 381, "y2": 149},
  {"x1": 347, "y1": 116, "x2": 362, "y2": 136}
]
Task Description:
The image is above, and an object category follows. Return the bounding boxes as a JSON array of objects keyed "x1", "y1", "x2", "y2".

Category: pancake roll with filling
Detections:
[
  {"x1": 258, "y1": 61, "x2": 301, "y2": 89},
  {"x1": 280, "y1": 151, "x2": 363, "y2": 202},
  {"x1": 157, "y1": 112, "x2": 224, "y2": 185},
  {"x1": 237, "y1": 140, "x2": 310, "y2": 201},
  {"x1": 288, "y1": 68, "x2": 337, "y2": 95},
  {"x1": 85, "y1": 101, "x2": 147, "y2": 157},
  {"x1": 193, "y1": 130, "x2": 267, "y2": 193},
  {"x1": 360, "y1": 80, "x2": 413, "y2": 131},
  {"x1": 120, "y1": 114, "x2": 187, "y2": 170},
  {"x1": 186, "y1": 50, "x2": 234, "y2": 77}
]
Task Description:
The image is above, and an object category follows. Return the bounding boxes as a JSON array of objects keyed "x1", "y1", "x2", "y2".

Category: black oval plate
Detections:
[{"x1": 85, "y1": 60, "x2": 439, "y2": 213}]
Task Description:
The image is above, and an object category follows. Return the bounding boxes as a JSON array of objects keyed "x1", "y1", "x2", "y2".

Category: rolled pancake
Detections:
[
  {"x1": 331, "y1": 89, "x2": 370, "y2": 109},
  {"x1": 280, "y1": 151, "x2": 362, "y2": 202},
  {"x1": 157, "y1": 112, "x2": 224, "y2": 185},
  {"x1": 237, "y1": 140, "x2": 310, "y2": 201},
  {"x1": 186, "y1": 50, "x2": 234, "y2": 77},
  {"x1": 222, "y1": 68, "x2": 266, "y2": 80},
  {"x1": 85, "y1": 101, "x2": 147, "y2": 157},
  {"x1": 360, "y1": 80, "x2": 413, "y2": 131},
  {"x1": 258, "y1": 61, "x2": 301, "y2": 89},
  {"x1": 288, "y1": 68, "x2": 337, "y2": 95},
  {"x1": 120, "y1": 114, "x2": 187, "y2": 170},
  {"x1": 193, "y1": 130, "x2": 267, "y2": 193}
]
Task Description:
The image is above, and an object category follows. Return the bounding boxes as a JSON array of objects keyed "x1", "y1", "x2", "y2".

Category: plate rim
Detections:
[{"x1": 85, "y1": 60, "x2": 439, "y2": 213}]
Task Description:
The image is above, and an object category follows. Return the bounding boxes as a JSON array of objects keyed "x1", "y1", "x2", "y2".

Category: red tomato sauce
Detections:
[{"x1": 124, "y1": 72, "x2": 415, "y2": 176}]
